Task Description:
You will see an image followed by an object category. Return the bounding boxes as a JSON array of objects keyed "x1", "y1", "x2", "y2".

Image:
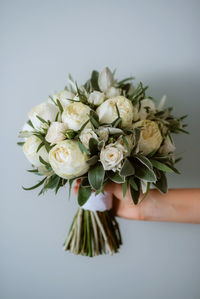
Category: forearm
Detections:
[
  {"x1": 140, "y1": 189, "x2": 200, "y2": 224},
  {"x1": 112, "y1": 188, "x2": 200, "y2": 224}
]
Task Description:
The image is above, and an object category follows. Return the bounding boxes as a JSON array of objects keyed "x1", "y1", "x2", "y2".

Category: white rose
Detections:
[
  {"x1": 88, "y1": 91, "x2": 105, "y2": 106},
  {"x1": 100, "y1": 143, "x2": 124, "y2": 171},
  {"x1": 51, "y1": 90, "x2": 75, "y2": 109},
  {"x1": 137, "y1": 99, "x2": 155, "y2": 120},
  {"x1": 28, "y1": 102, "x2": 59, "y2": 130},
  {"x1": 96, "y1": 96, "x2": 135, "y2": 128},
  {"x1": 79, "y1": 128, "x2": 98, "y2": 148},
  {"x1": 45, "y1": 122, "x2": 68, "y2": 145},
  {"x1": 98, "y1": 67, "x2": 114, "y2": 92},
  {"x1": 105, "y1": 87, "x2": 121, "y2": 98},
  {"x1": 133, "y1": 120, "x2": 162, "y2": 155},
  {"x1": 159, "y1": 135, "x2": 176, "y2": 154},
  {"x1": 49, "y1": 140, "x2": 89, "y2": 179},
  {"x1": 23, "y1": 135, "x2": 49, "y2": 167},
  {"x1": 62, "y1": 102, "x2": 91, "y2": 131}
]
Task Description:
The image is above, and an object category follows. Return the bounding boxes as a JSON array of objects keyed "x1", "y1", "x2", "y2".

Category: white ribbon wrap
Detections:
[{"x1": 81, "y1": 191, "x2": 113, "y2": 212}]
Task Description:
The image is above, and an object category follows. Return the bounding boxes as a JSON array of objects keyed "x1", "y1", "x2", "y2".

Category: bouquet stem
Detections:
[{"x1": 63, "y1": 208, "x2": 122, "y2": 256}]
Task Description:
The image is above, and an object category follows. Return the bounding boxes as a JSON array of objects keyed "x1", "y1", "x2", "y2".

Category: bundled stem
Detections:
[{"x1": 63, "y1": 208, "x2": 122, "y2": 256}]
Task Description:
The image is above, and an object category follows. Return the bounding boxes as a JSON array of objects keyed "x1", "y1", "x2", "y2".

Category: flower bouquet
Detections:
[{"x1": 18, "y1": 67, "x2": 187, "y2": 257}]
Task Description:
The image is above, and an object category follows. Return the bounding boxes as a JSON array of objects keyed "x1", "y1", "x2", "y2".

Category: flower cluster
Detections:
[{"x1": 18, "y1": 67, "x2": 187, "y2": 204}]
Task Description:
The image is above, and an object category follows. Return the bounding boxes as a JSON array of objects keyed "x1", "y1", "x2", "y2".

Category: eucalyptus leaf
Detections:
[
  {"x1": 134, "y1": 161, "x2": 156, "y2": 182},
  {"x1": 88, "y1": 162, "x2": 105, "y2": 190},
  {"x1": 88, "y1": 138, "x2": 99, "y2": 155},
  {"x1": 120, "y1": 159, "x2": 135, "y2": 177},
  {"x1": 134, "y1": 154, "x2": 153, "y2": 170},
  {"x1": 153, "y1": 171, "x2": 168, "y2": 193},
  {"x1": 130, "y1": 179, "x2": 140, "y2": 205},
  {"x1": 87, "y1": 155, "x2": 99, "y2": 166},
  {"x1": 90, "y1": 70, "x2": 100, "y2": 91},
  {"x1": 78, "y1": 141, "x2": 90, "y2": 155},
  {"x1": 78, "y1": 185, "x2": 92, "y2": 206},
  {"x1": 129, "y1": 176, "x2": 138, "y2": 191},
  {"x1": 22, "y1": 177, "x2": 46, "y2": 191},
  {"x1": 150, "y1": 159, "x2": 174, "y2": 173},
  {"x1": 122, "y1": 180, "x2": 128, "y2": 197},
  {"x1": 107, "y1": 171, "x2": 125, "y2": 183}
]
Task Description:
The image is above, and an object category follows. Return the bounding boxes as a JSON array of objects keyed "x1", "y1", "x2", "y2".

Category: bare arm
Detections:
[
  {"x1": 74, "y1": 180, "x2": 200, "y2": 224},
  {"x1": 105, "y1": 184, "x2": 200, "y2": 224}
]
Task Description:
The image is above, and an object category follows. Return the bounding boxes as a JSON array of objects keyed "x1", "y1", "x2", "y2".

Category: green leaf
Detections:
[
  {"x1": 77, "y1": 119, "x2": 90, "y2": 136},
  {"x1": 112, "y1": 117, "x2": 122, "y2": 128},
  {"x1": 27, "y1": 119, "x2": 34, "y2": 129},
  {"x1": 57, "y1": 99, "x2": 64, "y2": 113},
  {"x1": 36, "y1": 115, "x2": 48, "y2": 124},
  {"x1": 134, "y1": 161, "x2": 157, "y2": 182},
  {"x1": 39, "y1": 175, "x2": 60, "y2": 195},
  {"x1": 134, "y1": 154, "x2": 153, "y2": 170},
  {"x1": 39, "y1": 156, "x2": 51, "y2": 168},
  {"x1": 90, "y1": 70, "x2": 100, "y2": 91},
  {"x1": 22, "y1": 177, "x2": 46, "y2": 191},
  {"x1": 78, "y1": 185, "x2": 92, "y2": 206},
  {"x1": 153, "y1": 171, "x2": 168, "y2": 193},
  {"x1": 120, "y1": 159, "x2": 135, "y2": 177},
  {"x1": 129, "y1": 176, "x2": 138, "y2": 191},
  {"x1": 88, "y1": 138, "x2": 98, "y2": 155},
  {"x1": 78, "y1": 141, "x2": 90, "y2": 155},
  {"x1": 117, "y1": 76, "x2": 134, "y2": 86},
  {"x1": 17, "y1": 142, "x2": 25, "y2": 146},
  {"x1": 122, "y1": 136, "x2": 130, "y2": 155},
  {"x1": 107, "y1": 171, "x2": 125, "y2": 183},
  {"x1": 115, "y1": 104, "x2": 120, "y2": 118},
  {"x1": 81, "y1": 177, "x2": 90, "y2": 187},
  {"x1": 98, "y1": 140, "x2": 105, "y2": 150},
  {"x1": 130, "y1": 179, "x2": 140, "y2": 205},
  {"x1": 175, "y1": 157, "x2": 182, "y2": 164},
  {"x1": 89, "y1": 111, "x2": 100, "y2": 128},
  {"x1": 36, "y1": 142, "x2": 44, "y2": 153},
  {"x1": 166, "y1": 164, "x2": 180, "y2": 174},
  {"x1": 55, "y1": 177, "x2": 63, "y2": 194},
  {"x1": 150, "y1": 159, "x2": 174, "y2": 173},
  {"x1": 122, "y1": 180, "x2": 128, "y2": 197},
  {"x1": 87, "y1": 155, "x2": 99, "y2": 166},
  {"x1": 147, "y1": 149, "x2": 157, "y2": 158},
  {"x1": 88, "y1": 162, "x2": 105, "y2": 190}
]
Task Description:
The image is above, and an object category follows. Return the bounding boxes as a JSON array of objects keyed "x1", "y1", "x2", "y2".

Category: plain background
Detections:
[{"x1": 1, "y1": 0, "x2": 200, "y2": 298}]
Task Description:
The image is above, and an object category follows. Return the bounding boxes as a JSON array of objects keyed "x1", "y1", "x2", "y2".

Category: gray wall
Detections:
[{"x1": 1, "y1": 1, "x2": 200, "y2": 298}]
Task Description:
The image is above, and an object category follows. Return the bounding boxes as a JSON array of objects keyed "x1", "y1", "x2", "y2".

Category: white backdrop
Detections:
[{"x1": 1, "y1": 1, "x2": 200, "y2": 298}]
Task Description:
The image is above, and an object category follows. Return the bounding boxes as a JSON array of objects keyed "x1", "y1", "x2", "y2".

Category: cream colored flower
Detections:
[
  {"x1": 62, "y1": 102, "x2": 91, "y2": 131},
  {"x1": 28, "y1": 102, "x2": 59, "y2": 130},
  {"x1": 45, "y1": 122, "x2": 68, "y2": 145},
  {"x1": 159, "y1": 135, "x2": 176, "y2": 154},
  {"x1": 96, "y1": 96, "x2": 135, "y2": 128},
  {"x1": 88, "y1": 91, "x2": 105, "y2": 106},
  {"x1": 133, "y1": 120, "x2": 162, "y2": 155},
  {"x1": 105, "y1": 87, "x2": 121, "y2": 98},
  {"x1": 98, "y1": 67, "x2": 114, "y2": 92},
  {"x1": 100, "y1": 143, "x2": 124, "y2": 171},
  {"x1": 79, "y1": 128, "x2": 98, "y2": 148},
  {"x1": 49, "y1": 140, "x2": 89, "y2": 179},
  {"x1": 23, "y1": 135, "x2": 49, "y2": 167}
]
